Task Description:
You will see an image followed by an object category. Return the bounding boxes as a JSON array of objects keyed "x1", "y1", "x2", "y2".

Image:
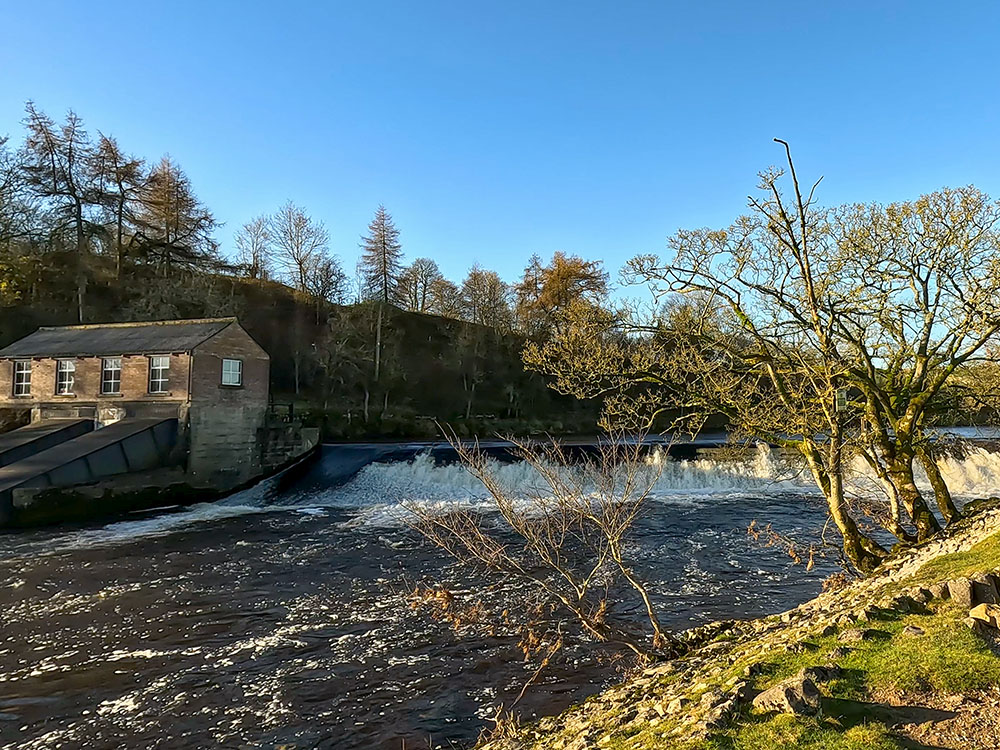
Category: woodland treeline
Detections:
[{"x1": 0, "y1": 104, "x2": 609, "y2": 435}]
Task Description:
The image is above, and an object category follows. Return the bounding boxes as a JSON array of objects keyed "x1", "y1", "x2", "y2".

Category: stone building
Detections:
[{"x1": 0, "y1": 317, "x2": 271, "y2": 486}]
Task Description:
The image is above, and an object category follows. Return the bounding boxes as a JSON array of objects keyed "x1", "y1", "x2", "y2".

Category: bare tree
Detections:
[
  {"x1": 399, "y1": 257, "x2": 443, "y2": 312},
  {"x1": 427, "y1": 277, "x2": 463, "y2": 318},
  {"x1": 234, "y1": 214, "x2": 272, "y2": 280},
  {"x1": 515, "y1": 251, "x2": 609, "y2": 337},
  {"x1": 460, "y1": 265, "x2": 513, "y2": 331},
  {"x1": 268, "y1": 201, "x2": 329, "y2": 290},
  {"x1": 304, "y1": 251, "x2": 348, "y2": 323}
]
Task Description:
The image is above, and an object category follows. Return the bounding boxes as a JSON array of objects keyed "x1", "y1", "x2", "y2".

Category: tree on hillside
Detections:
[
  {"x1": 460, "y1": 265, "x2": 513, "y2": 331},
  {"x1": 358, "y1": 204, "x2": 403, "y2": 304},
  {"x1": 0, "y1": 136, "x2": 31, "y2": 252},
  {"x1": 268, "y1": 201, "x2": 329, "y2": 291},
  {"x1": 234, "y1": 214, "x2": 272, "y2": 281},
  {"x1": 92, "y1": 134, "x2": 145, "y2": 278},
  {"x1": 134, "y1": 156, "x2": 218, "y2": 273},
  {"x1": 515, "y1": 251, "x2": 609, "y2": 336},
  {"x1": 427, "y1": 276, "x2": 463, "y2": 318},
  {"x1": 20, "y1": 103, "x2": 101, "y2": 321},
  {"x1": 303, "y1": 251, "x2": 348, "y2": 322},
  {"x1": 399, "y1": 257, "x2": 443, "y2": 312}
]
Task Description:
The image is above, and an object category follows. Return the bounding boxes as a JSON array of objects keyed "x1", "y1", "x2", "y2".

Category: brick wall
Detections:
[
  {"x1": 0, "y1": 354, "x2": 191, "y2": 414},
  {"x1": 190, "y1": 323, "x2": 270, "y2": 406}
]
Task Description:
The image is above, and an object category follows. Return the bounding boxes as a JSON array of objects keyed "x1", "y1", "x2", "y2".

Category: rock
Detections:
[
  {"x1": 817, "y1": 623, "x2": 837, "y2": 637},
  {"x1": 742, "y1": 662, "x2": 765, "y2": 678},
  {"x1": 901, "y1": 625, "x2": 926, "y2": 637},
  {"x1": 971, "y1": 574, "x2": 1000, "y2": 605},
  {"x1": 798, "y1": 664, "x2": 842, "y2": 683},
  {"x1": 827, "y1": 646, "x2": 850, "y2": 659},
  {"x1": 752, "y1": 676, "x2": 821, "y2": 716},
  {"x1": 886, "y1": 595, "x2": 926, "y2": 614},
  {"x1": 965, "y1": 616, "x2": 994, "y2": 638},
  {"x1": 730, "y1": 680, "x2": 751, "y2": 701},
  {"x1": 928, "y1": 582, "x2": 950, "y2": 600},
  {"x1": 949, "y1": 579, "x2": 975, "y2": 609},
  {"x1": 837, "y1": 628, "x2": 880, "y2": 643},
  {"x1": 666, "y1": 697, "x2": 687, "y2": 715},
  {"x1": 856, "y1": 605, "x2": 881, "y2": 621},
  {"x1": 970, "y1": 603, "x2": 1000, "y2": 629},
  {"x1": 700, "y1": 691, "x2": 723, "y2": 709},
  {"x1": 907, "y1": 587, "x2": 933, "y2": 604},
  {"x1": 701, "y1": 699, "x2": 735, "y2": 729}
]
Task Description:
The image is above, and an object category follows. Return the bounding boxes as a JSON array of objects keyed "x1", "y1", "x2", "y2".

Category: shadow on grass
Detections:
[{"x1": 823, "y1": 697, "x2": 955, "y2": 750}]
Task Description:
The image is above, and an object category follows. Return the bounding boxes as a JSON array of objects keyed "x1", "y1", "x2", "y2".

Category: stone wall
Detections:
[
  {"x1": 187, "y1": 404, "x2": 267, "y2": 487},
  {"x1": 186, "y1": 323, "x2": 270, "y2": 488}
]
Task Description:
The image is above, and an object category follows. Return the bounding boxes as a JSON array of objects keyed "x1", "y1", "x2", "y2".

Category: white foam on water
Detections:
[{"x1": 9, "y1": 442, "x2": 1000, "y2": 554}]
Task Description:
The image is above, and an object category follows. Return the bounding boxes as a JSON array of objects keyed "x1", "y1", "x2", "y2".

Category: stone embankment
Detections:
[{"x1": 480, "y1": 501, "x2": 1000, "y2": 750}]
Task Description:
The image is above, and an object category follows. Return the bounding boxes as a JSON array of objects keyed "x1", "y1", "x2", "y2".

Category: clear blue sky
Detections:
[{"x1": 2, "y1": 1, "x2": 998, "y2": 285}]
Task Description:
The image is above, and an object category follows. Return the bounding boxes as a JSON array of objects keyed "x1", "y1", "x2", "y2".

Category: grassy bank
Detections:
[{"x1": 480, "y1": 516, "x2": 1000, "y2": 750}]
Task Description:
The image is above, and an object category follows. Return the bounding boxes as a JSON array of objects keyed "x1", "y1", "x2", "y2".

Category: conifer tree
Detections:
[
  {"x1": 135, "y1": 156, "x2": 218, "y2": 273},
  {"x1": 358, "y1": 204, "x2": 403, "y2": 304}
]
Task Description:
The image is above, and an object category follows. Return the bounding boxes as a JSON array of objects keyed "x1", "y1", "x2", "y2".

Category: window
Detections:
[
  {"x1": 148, "y1": 356, "x2": 169, "y2": 393},
  {"x1": 101, "y1": 357, "x2": 122, "y2": 395},
  {"x1": 12, "y1": 360, "x2": 31, "y2": 397},
  {"x1": 55, "y1": 359, "x2": 75, "y2": 395},
  {"x1": 221, "y1": 358, "x2": 243, "y2": 387}
]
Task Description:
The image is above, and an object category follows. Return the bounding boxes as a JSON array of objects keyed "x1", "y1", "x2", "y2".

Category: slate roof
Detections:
[{"x1": 0, "y1": 318, "x2": 236, "y2": 359}]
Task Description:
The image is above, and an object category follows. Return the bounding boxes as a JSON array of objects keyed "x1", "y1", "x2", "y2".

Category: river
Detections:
[{"x1": 2, "y1": 443, "x2": 1000, "y2": 750}]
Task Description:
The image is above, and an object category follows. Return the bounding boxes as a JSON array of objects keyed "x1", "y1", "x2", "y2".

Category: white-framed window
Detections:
[
  {"x1": 148, "y1": 356, "x2": 170, "y2": 394},
  {"x1": 221, "y1": 358, "x2": 243, "y2": 387},
  {"x1": 101, "y1": 357, "x2": 122, "y2": 395},
  {"x1": 12, "y1": 360, "x2": 31, "y2": 397},
  {"x1": 55, "y1": 359, "x2": 75, "y2": 395}
]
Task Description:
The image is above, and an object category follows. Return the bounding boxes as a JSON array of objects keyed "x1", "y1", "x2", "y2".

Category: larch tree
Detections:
[
  {"x1": 358, "y1": 204, "x2": 404, "y2": 304},
  {"x1": 92, "y1": 133, "x2": 146, "y2": 278},
  {"x1": 20, "y1": 103, "x2": 101, "y2": 321},
  {"x1": 134, "y1": 156, "x2": 218, "y2": 273}
]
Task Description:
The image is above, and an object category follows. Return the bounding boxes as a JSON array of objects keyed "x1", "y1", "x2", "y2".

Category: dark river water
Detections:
[{"x1": 2, "y1": 443, "x2": 998, "y2": 750}]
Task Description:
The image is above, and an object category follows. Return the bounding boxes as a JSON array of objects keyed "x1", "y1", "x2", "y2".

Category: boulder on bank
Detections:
[
  {"x1": 971, "y1": 574, "x2": 999, "y2": 605},
  {"x1": 948, "y1": 579, "x2": 976, "y2": 609},
  {"x1": 751, "y1": 676, "x2": 821, "y2": 716},
  {"x1": 969, "y1": 603, "x2": 1000, "y2": 629}
]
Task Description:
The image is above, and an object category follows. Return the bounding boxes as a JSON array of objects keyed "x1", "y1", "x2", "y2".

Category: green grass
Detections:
[
  {"x1": 709, "y1": 715, "x2": 900, "y2": 750},
  {"x1": 520, "y1": 597, "x2": 1000, "y2": 750},
  {"x1": 855, "y1": 604, "x2": 1000, "y2": 693},
  {"x1": 911, "y1": 530, "x2": 1000, "y2": 584}
]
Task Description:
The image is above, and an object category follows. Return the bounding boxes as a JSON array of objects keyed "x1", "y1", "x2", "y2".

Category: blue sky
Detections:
[{"x1": 1, "y1": 1, "x2": 999, "y2": 286}]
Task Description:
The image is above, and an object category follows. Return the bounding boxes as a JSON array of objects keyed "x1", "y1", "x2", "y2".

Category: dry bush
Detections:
[{"x1": 406, "y1": 431, "x2": 680, "y2": 723}]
